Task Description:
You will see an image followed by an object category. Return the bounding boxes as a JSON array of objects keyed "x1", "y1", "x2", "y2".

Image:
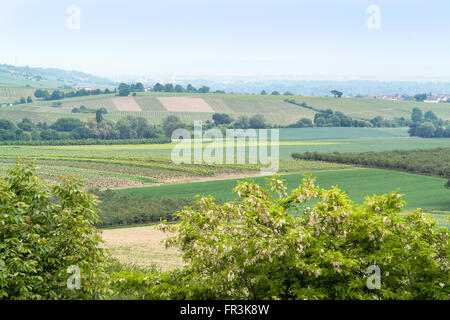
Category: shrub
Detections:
[
  {"x1": 117, "y1": 175, "x2": 449, "y2": 300},
  {"x1": 0, "y1": 160, "x2": 110, "y2": 299}
]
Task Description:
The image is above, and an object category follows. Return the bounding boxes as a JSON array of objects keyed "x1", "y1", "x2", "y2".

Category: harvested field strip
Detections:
[
  {"x1": 102, "y1": 226, "x2": 183, "y2": 272},
  {"x1": 112, "y1": 97, "x2": 142, "y2": 111}
]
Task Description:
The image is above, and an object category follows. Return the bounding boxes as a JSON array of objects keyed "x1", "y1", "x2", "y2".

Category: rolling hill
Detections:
[
  {"x1": 0, "y1": 64, "x2": 115, "y2": 89},
  {"x1": 0, "y1": 90, "x2": 449, "y2": 126}
]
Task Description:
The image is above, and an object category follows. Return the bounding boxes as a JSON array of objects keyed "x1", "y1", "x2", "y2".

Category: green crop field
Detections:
[
  {"x1": 6, "y1": 127, "x2": 440, "y2": 159},
  {"x1": 116, "y1": 168, "x2": 450, "y2": 226}
]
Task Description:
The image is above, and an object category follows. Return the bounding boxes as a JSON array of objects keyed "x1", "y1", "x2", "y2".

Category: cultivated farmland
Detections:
[{"x1": 2, "y1": 90, "x2": 450, "y2": 127}]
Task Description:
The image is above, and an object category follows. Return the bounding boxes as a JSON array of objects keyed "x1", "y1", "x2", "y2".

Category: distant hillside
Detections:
[
  {"x1": 0, "y1": 64, "x2": 116, "y2": 89},
  {"x1": 138, "y1": 78, "x2": 450, "y2": 96},
  {"x1": 0, "y1": 91, "x2": 449, "y2": 126}
]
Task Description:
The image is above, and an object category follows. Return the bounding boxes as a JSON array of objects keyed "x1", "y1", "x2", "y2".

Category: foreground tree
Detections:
[
  {"x1": 0, "y1": 160, "x2": 110, "y2": 299},
  {"x1": 113, "y1": 175, "x2": 449, "y2": 300}
]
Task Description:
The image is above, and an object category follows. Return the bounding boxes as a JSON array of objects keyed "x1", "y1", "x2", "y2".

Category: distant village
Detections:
[{"x1": 344, "y1": 93, "x2": 450, "y2": 103}]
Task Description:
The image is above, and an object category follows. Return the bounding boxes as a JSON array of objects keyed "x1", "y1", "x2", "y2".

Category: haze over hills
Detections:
[
  {"x1": 140, "y1": 78, "x2": 450, "y2": 96},
  {"x1": 0, "y1": 64, "x2": 116, "y2": 89},
  {"x1": 1, "y1": 63, "x2": 450, "y2": 97}
]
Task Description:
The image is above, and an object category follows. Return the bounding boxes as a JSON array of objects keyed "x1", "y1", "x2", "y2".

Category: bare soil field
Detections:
[
  {"x1": 158, "y1": 96, "x2": 215, "y2": 112},
  {"x1": 112, "y1": 97, "x2": 143, "y2": 111},
  {"x1": 102, "y1": 226, "x2": 183, "y2": 272}
]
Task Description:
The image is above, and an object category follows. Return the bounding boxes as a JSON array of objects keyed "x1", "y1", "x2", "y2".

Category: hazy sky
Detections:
[{"x1": 1, "y1": 0, "x2": 449, "y2": 80}]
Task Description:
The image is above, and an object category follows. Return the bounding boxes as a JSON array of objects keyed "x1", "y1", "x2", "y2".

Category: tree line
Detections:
[
  {"x1": 0, "y1": 116, "x2": 162, "y2": 142},
  {"x1": 285, "y1": 99, "x2": 412, "y2": 128},
  {"x1": 34, "y1": 87, "x2": 113, "y2": 101},
  {"x1": 0, "y1": 112, "x2": 273, "y2": 144},
  {"x1": 92, "y1": 189, "x2": 197, "y2": 227},
  {"x1": 408, "y1": 107, "x2": 450, "y2": 138},
  {"x1": 292, "y1": 148, "x2": 450, "y2": 188},
  {"x1": 0, "y1": 96, "x2": 33, "y2": 106}
]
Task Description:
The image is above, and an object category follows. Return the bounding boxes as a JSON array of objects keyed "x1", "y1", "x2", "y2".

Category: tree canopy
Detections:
[
  {"x1": 0, "y1": 160, "x2": 110, "y2": 299},
  {"x1": 113, "y1": 175, "x2": 449, "y2": 300}
]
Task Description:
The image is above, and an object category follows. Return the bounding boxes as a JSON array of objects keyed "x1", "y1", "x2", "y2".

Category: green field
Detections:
[
  {"x1": 116, "y1": 168, "x2": 450, "y2": 226},
  {"x1": 1, "y1": 126, "x2": 449, "y2": 189},
  {"x1": 7, "y1": 127, "x2": 441, "y2": 159}
]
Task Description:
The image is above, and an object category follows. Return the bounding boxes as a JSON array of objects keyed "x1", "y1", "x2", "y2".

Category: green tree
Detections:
[
  {"x1": 118, "y1": 83, "x2": 130, "y2": 91},
  {"x1": 424, "y1": 110, "x2": 438, "y2": 122},
  {"x1": 114, "y1": 175, "x2": 449, "y2": 300},
  {"x1": 153, "y1": 83, "x2": 165, "y2": 92},
  {"x1": 17, "y1": 118, "x2": 36, "y2": 132},
  {"x1": 40, "y1": 129, "x2": 61, "y2": 140},
  {"x1": 96, "y1": 109, "x2": 103, "y2": 123},
  {"x1": 26, "y1": 96, "x2": 33, "y2": 103},
  {"x1": 212, "y1": 113, "x2": 233, "y2": 125},
  {"x1": 331, "y1": 90, "x2": 343, "y2": 98},
  {"x1": 414, "y1": 93, "x2": 427, "y2": 102},
  {"x1": 50, "y1": 118, "x2": 84, "y2": 132},
  {"x1": 174, "y1": 85, "x2": 185, "y2": 93},
  {"x1": 444, "y1": 166, "x2": 450, "y2": 188},
  {"x1": 34, "y1": 89, "x2": 49, "y2": 99},
  {"x1": 0, "y1": 119, "x2": 16, "y2": 131},
  {"x1": 314, "y1": 115, "x2": 326, "y2": 127},
  {"x1": 186, "y1": 84, "x2": 197, "y2": 93},
  {"x1": 198, "y1": 86, "x2": 210, "y2": 93},
  {"x1": 291, "y1": 118, "x2": 314, "y2": 128},
  {"x1": 416, "y1": 122, "x2": 436, "y2": 138},
  {"x1": 164, "y1": 84, "x2": 174, "y2": 92},
  {"x1": 134, "y1": 82, "x2": 144, "y2": 92},
  {"x1": 249, "y1": 114, "x2": 266, "y2": 129},
  {"x1": 411, "y1": 108, "x2": 423, "y2": 122},
  {"x1": 233, "y1": 115, "x2": 250, "y2": 129},
  {"x1": 0, "y1": 160, "x2": 110, "y2": 299},
  {"x1": 162, "y1": 115, "x2": 186, "y2": 138}
]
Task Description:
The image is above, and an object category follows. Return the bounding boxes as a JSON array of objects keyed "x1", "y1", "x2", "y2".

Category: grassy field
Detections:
[
  {"x1": 116, "y1": 168, "x2": 450, "y2": 225},
  {"x1": 277, "y1": 127, "x2": 450, "y2": 156},
  {"x1": 2, "y1": 90, "x2": 449, "y2": 125},
  {"x1": 0, "y1": 87, "x2": 37, "y2": 104},
  {"x1": 3, "y1": 127, "x2": 441, "y2": 159},
  {"x1": 104, "y1": 168, "x2": 450, "y2": 270},
  {"x1": 1, "y1": 126, "x2": 449, "y2": 188}
]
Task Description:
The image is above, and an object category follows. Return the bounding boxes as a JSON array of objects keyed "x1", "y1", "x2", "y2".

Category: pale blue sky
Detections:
[{"x1": 1, "y1": 0, "x2": 449, "y2": 80}]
